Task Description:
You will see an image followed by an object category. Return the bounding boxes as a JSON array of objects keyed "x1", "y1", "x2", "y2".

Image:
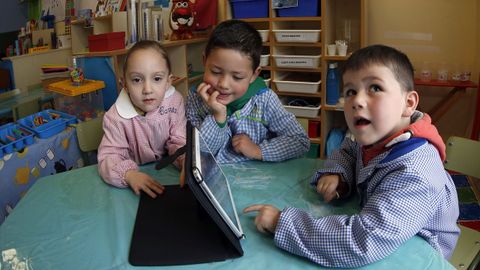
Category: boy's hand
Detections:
[
  {"x1": 316, "y1": 174, "x2": 340, "y2": 203},
  {"x1": 197, "y1": 82, "x2": 227, "y2": 124},
  {"x1": 243, "y1": 204, "x2": 280, "y2": 234},
  {"x1": 125, "y1": 170, "x2": 165, "y2": 198},
  {"x1": 232, "y1": 134, "x2": 262, "y2": 160}
]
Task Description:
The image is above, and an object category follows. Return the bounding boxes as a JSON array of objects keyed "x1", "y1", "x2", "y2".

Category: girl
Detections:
[{"x1": 98, "y1": 40, "x2": 186, "y2": 198}]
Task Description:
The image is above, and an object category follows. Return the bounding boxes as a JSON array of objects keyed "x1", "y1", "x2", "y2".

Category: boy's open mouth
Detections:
[{"x1": 355, "y1": 117, "x2": 371, "y2": 126}]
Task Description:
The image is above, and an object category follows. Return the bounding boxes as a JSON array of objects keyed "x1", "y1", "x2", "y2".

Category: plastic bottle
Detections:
[{"x1": 326, "y1": 62, "x2": 340, "y2": 105}]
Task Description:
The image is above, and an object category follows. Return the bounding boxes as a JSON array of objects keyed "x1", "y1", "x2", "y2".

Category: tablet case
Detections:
[{"x1": 129, "y1": 122, "x2": 243, "y2": 266}]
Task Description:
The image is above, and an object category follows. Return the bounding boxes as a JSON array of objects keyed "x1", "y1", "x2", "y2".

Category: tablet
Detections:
[
  {"x1": 129, "y1": 122, "x2": 244, "y2": 266},
  {"x1": 191, "y1": 127, "x2": 244, "y2": 239}
]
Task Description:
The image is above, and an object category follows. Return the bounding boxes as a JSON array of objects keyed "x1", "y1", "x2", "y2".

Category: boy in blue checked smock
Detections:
[
  {"x1": 244, "y1": 45, "x2": 460, "y2": 268},
  {"x1": 186, "y1": 20, "x2": 310, "y2": 163}
]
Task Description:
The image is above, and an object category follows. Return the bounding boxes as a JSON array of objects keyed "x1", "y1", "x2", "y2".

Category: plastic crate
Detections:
[
  {"x1": 88, "y1": 31, "x2": 125, "y2": 52},
  {"x1": 276, "y1": 0, "x2": 320, "y2": 17},
  {"x1": 281, "y1": 97, "x2": 321, "y2": 118},
  {"x1": 257, "y1": 29, "x2": 269, "y2": 42},
  {"x1": 17, "y1": 109, "x2": 77, "y2": 139},
  {"x1": 48, "y1": 79, "x2": 105, "y2": 121},
  {"x1": 0, "y1": 123, "x2": 35, "y2": 157},
  {"x1": 274, "y1": 72, "x2": 321, "y2": 94},
  {"x1": 260, "y1": 54, "x2": 270, "y2": 67},
  {"x1": 273, "y1": 54, "x2": 321, "y2": 68},
  {"x1": 273, "y1": 29, "x2": 321, "y2": 43},
  {"x1": 230, "y1": 0, "x2": 268, "y2": 19}
]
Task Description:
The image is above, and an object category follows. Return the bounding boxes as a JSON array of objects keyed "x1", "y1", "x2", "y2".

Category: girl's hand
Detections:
[
  {"x1": 316, "y1": 174, "x2": 340, "y2": 203},
  {"x1": 232, "y1": 134, "x2": 262, "y2": 160},
  {"x1": 243, "y1": 204, "x2": 281, "y2": 234},
  {"x1": 197, "y1": 82, "x2": 227, "y2": 124},
  {"x1": 125, "y1": 170, "x2": 165, "y2": 198}
]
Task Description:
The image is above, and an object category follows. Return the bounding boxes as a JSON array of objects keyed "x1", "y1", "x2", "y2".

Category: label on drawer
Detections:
[{"x1": 278, "y1": 58, "x2": 313, "y2": 67}]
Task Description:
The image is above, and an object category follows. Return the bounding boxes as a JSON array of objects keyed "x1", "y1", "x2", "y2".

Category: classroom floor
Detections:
[{"x1": 453, "y1": 174, "x2": 480, "y2": 231}]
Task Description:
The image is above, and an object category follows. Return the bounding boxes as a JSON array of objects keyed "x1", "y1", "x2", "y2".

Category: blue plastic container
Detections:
[
  {"x1": 17, "y1": 109, "x2": 77, "y2": 139},
  {"x1": 0, "y1": 123, "x2": 35, "y2": 156},
  {"x1": 230, "y1": 0, "x2": 268, "y2": 19},
  {"x1": 276, "y1": 0, "x2": 320, "y2": 17}
]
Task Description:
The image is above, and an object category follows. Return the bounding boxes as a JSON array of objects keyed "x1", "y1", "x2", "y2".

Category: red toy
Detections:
[{"x1": 169, "y1": 0, "x2": 196, "y2": 41}]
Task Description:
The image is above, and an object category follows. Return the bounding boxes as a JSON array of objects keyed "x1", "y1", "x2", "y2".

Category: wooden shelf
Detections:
[
  {"x1": 414, "y1": 78, "x2": 478, "y2": 88},
  {"x1": 275, "y1": 91, "x2": 321, "y2": 98}
]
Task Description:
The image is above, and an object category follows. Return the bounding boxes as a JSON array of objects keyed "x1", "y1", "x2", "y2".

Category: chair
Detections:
[
  {"x1": 75, "y1": 117, "x2": 104, "y2": 165},
  {"x1": 445, "y1": 136, "x2": 480, "y2": 270}
]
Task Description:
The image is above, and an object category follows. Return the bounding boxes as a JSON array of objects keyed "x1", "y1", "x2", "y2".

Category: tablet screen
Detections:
[{"x1": 193, "y1": 128, "x2": 244, "y2": 238}]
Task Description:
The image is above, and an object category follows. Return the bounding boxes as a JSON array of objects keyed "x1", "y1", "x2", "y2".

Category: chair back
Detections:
[
  {"x1": 444, "y1": 136, "x2": 480, "y2": 178},
  {"x1": 76, "y1": 117, "x2": 104, "y2": 152},
  {"x1": 445, "y1": 136, "x2": 480, "y2": 270}
]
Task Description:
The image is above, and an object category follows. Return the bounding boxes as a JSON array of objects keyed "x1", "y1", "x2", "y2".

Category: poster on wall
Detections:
[{"x1": 42, "y1": 0, "x2": 66, "y2": 21}]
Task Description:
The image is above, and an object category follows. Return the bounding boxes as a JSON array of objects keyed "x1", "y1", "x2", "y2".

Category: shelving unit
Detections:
[
  {"x1": 320, "y1": 0, "x2": 365, "y2": 158},
  {"x1": 71, "y1": 12, "x2": 128, "y2": 54},
  {"x1": 73, "y1": 38, "x2": 207, "y2": 100},
  {"x1": 224, "y1": 0, "x2": 365, "y2": 158}
]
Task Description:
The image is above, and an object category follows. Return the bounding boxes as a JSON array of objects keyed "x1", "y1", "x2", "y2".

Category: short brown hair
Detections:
[{"x1": 341, "y1": 44, "x2": 415, "y2": 91}]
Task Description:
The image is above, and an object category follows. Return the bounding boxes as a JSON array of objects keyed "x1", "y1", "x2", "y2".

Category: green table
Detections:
[{"x1": 0, "y1": 158, "x2": 454, "y2": 269}]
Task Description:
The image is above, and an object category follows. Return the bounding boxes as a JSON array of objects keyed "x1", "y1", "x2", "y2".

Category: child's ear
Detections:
[
  {"x1": 403, "y1": 90, "x2": 419, "y2": 117},
  {"x1": 249, "y1": 66, "x2": 262, "y2": 83}
]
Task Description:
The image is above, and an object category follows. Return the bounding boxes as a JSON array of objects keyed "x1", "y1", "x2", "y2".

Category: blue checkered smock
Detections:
[
  {"x1": 275, "y1": 137, "x2": 460, "y2": 268},
  {"x1": 186, "y1": 86, "x2": 310, "y2": 163}
]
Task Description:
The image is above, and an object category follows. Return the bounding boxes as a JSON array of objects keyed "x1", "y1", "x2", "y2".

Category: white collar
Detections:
[{"x1": 115, "y1": 86, "x2": 176, "y2": 119}]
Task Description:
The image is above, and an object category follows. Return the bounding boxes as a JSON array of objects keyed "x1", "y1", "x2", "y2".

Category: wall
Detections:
[
  {"x1": 0, "y1": 0, "x2": 29, "y2": 33},
  {"x1": 365, "y1": 0, "x2": 479, "y2": 141}
]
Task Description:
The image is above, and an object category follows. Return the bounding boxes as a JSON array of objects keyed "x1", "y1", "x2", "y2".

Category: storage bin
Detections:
[
  {"x1": 274, "y1": 72, "x2": 321, "y2": 93},
  {"x1": 257, "y1": 30, "x2": 269, "y2": 42},
  {"x1": 276, "y1": 0, "x2": 320, "y2": 17},
  {"x1": 88, "y1": 31, "x2": 125, "y2": 52},
  {"x1": 230, "y1": 0, "x2": 268, "y2": 19},
  {"x1": 17, "y1": 109, "x2": 77, "y2": 139},
  {"x1": 273, "y1": 29, "x2": 321, "y2": 43},
  {"x1": 273, "y1": 54, "x2": 321, "y2": 68},
  {"x1": 260, "y1": 54, "x2": 270, "y2": 67},
  {"x1": 281, "y1": 97, "x2": 321, "y2": 118},
  {"x1": 48, "y1": 79, "x2": 106, "y2": 121},
  {"x1": 0, "y1": 123, "x2": 35, "y2": 156},
  {"x1": 305, "y1": 143, "x2": 320, "y2": 158},
  {"x1": 263, "y1": 78, "x2": 271, "y2": 87},
  {"x1": 308, "y1": 120, "x2": 320, "y2": 138}
]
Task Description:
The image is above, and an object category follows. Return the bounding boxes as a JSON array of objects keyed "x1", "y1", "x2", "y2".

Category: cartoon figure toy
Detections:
[
  {"x1": 169, "y1": 0, "x2": 196, "y2": 41},
  {"x1": 70, "y1": 67, "x2": 85, "y2": 86}
]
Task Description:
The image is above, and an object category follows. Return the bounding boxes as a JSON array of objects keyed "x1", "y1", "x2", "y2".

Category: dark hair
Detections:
[
  {"x1": 341, "y1": 44, "x2": 415, "y2": 91},
  {"x1": 123, "y1": 40, "x2": 171, "y2": 76},
  {"x1": 204, "y1": 20, "x2": 262, "y2": 71}
]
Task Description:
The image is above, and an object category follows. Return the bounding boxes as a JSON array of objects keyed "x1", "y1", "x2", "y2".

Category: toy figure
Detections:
[
  {"x1": 169, "y1": 0, "x2": 196, "y2": 41},
  {"x1": 70, "y1": 67, "x2": 84, "y2": 86}
]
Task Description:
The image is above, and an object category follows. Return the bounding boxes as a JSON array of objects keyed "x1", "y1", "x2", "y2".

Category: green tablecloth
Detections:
[{"x1": 0, "y1": 158, "x2": 454, "y2": 269}]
